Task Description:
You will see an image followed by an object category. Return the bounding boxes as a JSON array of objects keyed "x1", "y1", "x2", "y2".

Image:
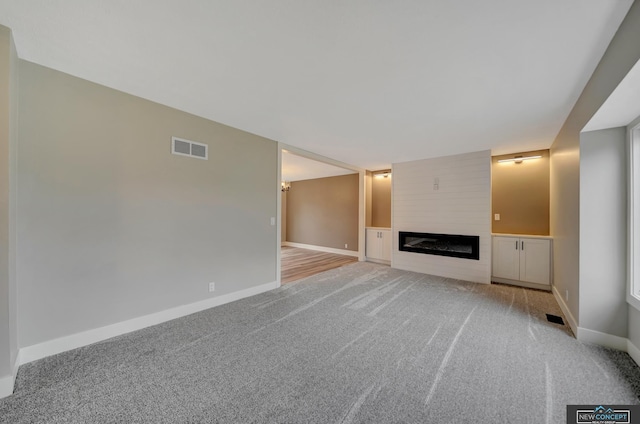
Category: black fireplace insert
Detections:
[{"x1": 398, "y1": 231, "x2": 479, "y2": 260}]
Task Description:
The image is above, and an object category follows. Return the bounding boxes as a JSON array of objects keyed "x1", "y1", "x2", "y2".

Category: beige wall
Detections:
[
  {"x1": 371, "y1": 171, "x2": 391, "y2": 228},
  {"x1": 580, "y1": 127, "x2": 627, "y2": 337},
  {"x1": 0, "y1": 24, "x2": 18, "y2": 390},
  {"x1": 551, "y1": 1, "x2": 640, "y2": 333},
  {"x1": 286, "y1": 174, "x2": 358, "y2": 251},
  {"x1": 492, "y1": 150, "x2": 549, "y2": 235},
  {"x1": 17, "y1": 60, "x2": 279, "y2": 347}
]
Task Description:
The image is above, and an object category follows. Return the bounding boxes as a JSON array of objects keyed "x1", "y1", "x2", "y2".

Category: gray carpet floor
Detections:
[{"x1": 1, "y1": 262, "x2": 639, "y2": 423}]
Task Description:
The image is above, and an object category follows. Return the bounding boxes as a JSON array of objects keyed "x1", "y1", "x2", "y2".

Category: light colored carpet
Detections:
[{"x1": 1, "y1": 262, "x2": 639, "y2": 423}]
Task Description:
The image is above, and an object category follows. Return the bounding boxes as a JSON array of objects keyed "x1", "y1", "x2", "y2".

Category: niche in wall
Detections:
[
  {"x1": 371, "y1": 170, "x2": 391, "y2": 228},
  {"x1": 491, "y1": 150, "x2": 550, "y2": 235}
]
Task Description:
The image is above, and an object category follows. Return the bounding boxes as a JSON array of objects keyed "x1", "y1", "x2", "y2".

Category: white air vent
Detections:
[{"x1": 171, "y1": 137, "x2": 208, "y2": 160}]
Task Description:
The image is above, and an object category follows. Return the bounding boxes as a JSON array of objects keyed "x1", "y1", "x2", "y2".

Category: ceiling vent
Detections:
[{"x1": 171, "y1": 137, "x2": 208, "y2": 160}]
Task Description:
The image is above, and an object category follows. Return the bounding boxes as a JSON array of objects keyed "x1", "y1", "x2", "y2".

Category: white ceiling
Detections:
[
  {"x1": 0, "y1": 0, "x2": 633, "y2": 170},
  {"x1": 282, "y1": 151, "x2": 355, "y2": 182}
]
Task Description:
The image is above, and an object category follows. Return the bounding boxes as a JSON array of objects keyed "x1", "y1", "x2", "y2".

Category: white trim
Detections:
[
  {"x1": 12, "y1": 350, "x2": 20, "y2": 381},
  {"x1": 627, "y1": 338, "x2": 640, "y2": 367},
  {"x1": 552, "y1": 284, "x2": 578, "y2": 336},
  {"x1": 19, "y1": 281, "x2": 278, "y2": 366},
  {"x1": 282, "y1": 241, "x2": 359, "y2": 257},
  {"x1": 365, "y1": 257, "x2": 391, "y2": 265},
  {"x1": 576, "y1": 327, "x2": 628, "y2": 351},
  {"x1": 0, "y1": 351, "x2": 20, "y2": 399},
  {"x1": 391, "y1": 165, "x2": 395, "y2": 268},
  {"x1": 491, "y1": 277, "x2": 551, "y2": 291},
  {"x1": 627, "y1": 293, "x2": 640, "y2": 311},
  {"x1": 0, "y1": 375, "x2": 13, "y2": 399},
  {"x1": 279, "y1": 144, "x2": 363, "y2": 174},
  {"x1": 629, "y1": 122, "x2": 640, "y2": 305},
  {"x1": 552, "y1": 284, "x2": 639, "y2": 357},
  {"x1": 277, "y1": 146, "x2": 283, "y2": 286}
]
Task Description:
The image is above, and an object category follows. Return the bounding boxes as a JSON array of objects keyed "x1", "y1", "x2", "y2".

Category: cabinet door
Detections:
[
  {"x1": 519, "y1": 238, "x2": 551, "y2": 285},
  {"x1": 380, "y1": 230, "x2": 392, "y2": 261},
  {"x1": 492, "y1": 237, "x2": 520, "y2": 280},
  {"x1": 366, "y1": 229, "x2": 382, "y2": 260}
]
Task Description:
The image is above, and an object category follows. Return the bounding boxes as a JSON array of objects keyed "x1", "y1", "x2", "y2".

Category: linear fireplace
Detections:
[{"x1": 399, "y1": 231, "x2": 480, "y2": 260}]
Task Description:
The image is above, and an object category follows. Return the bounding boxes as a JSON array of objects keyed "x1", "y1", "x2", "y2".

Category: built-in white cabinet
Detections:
[
  {"x1": 492, "y1": 235, "x2": 552, "y2": 289},
  {"x1": 366, "y1": 228, "x2": 392, "y2": 264}
]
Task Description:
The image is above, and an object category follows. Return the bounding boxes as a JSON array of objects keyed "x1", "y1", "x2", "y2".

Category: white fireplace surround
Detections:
[{"x1": 392, "y1": 150, "x2": 492, "y2": 284}]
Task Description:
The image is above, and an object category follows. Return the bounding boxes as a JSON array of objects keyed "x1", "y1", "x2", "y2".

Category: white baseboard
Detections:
[
  {"x1": 0, "y1": 351, "x2": 21, "y2": 399},
  {"x1": 365, "y1": 257, "x2": 391, "y2": 265},
  {"x1": 0, "y1": 375, "x2": 13, "y2": 399},
  {"x1": 576, "y1": 326, "x2": 628, "y2": 351},
  {"x1": 627, "y1": 339, "x2": 640, "y2": 366},
  {"x1": 491, "y1": 277, "x2": 551, "y2": 292},
  {"x1": 13, "y1": 350, "x2": 20, "y2": 380},
  {"x1": 282, "y1": 241, "x2": 359, "y2": 257},
  {"x1": 551, "y1": 286, "x2": 629, "y2": 351},
  {"x1": 551, "y1": 284, "x2": 578, "y2": 336},
  {"x1": 551, "y1": 286, "x2": 640, "y2": 366},
  {"x1": 19, "y1": 281, "x2": 279, "y2": 366}
]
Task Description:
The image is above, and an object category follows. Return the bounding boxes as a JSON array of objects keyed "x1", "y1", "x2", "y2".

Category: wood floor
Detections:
[{"x1": 281, "y1": 246, "x2": 358, "y2": 284}]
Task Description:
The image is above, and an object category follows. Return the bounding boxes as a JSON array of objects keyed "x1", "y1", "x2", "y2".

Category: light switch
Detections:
[
  {"x1": 494, "y1": 214, "x2": 500, "y2": 221},
  {"x1": 270, "y1": 217, "x2": 275, "y2": 226}
]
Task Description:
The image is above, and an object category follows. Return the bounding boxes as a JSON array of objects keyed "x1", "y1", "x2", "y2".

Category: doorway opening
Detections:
[{"x1": 278, "y1": 146, "x2": 365, "y2": 284}]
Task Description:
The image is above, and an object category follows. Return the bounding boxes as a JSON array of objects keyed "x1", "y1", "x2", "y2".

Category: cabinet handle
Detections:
[
  {"x1": 521, "y1": 241, "x2": 524, "y2": 250},
  {"x1": 515, "y1": 241, "x2": 518, "y2": 250}
]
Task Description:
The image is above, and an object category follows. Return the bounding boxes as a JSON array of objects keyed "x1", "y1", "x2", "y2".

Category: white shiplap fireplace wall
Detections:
[{"x1": 392, "y1": 150, "x2": 491, "y2": 284}]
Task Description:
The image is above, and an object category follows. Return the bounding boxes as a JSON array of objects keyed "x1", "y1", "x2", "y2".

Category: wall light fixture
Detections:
[{"x1": 497, "y1": 155, "x2": 542, "y2": 164}]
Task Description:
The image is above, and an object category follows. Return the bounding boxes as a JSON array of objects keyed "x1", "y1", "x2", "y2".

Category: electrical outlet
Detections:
[
  {"x1": 209, "y1": 282, "x2": 215, "y2": 292},
  {"x1": 494, "y1": 214, "x2": 500, "y2": 221},
  {"x1": 345, "y1": 244, "x2": 348, "y2": 249},
  {"x1": 565, "y1": 290, "x2": 569, "y2": 301}
]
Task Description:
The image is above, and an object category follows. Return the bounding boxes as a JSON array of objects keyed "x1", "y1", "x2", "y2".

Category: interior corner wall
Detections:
[
  {"x1": 491, "y1": 150, "x2": 549, "y2": 235},
  {"x1": 579, "y1": 127, "x2": 627, "y2": 337},
  {"x1": 392, "y1": 150, "x2": 492, "y2": 284},
  {"x1": 550, "y1": 1, "x2": 640, "y2": 334},
  {"x1": 286, "y1": 174, "x2": 359, "y2": 251},
  {"x1": 0, "y1": 24, "x2": 18, "y2": 395},
  {"x1": 17, "y1": 60, "x2": 278, "y2": 348}
]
